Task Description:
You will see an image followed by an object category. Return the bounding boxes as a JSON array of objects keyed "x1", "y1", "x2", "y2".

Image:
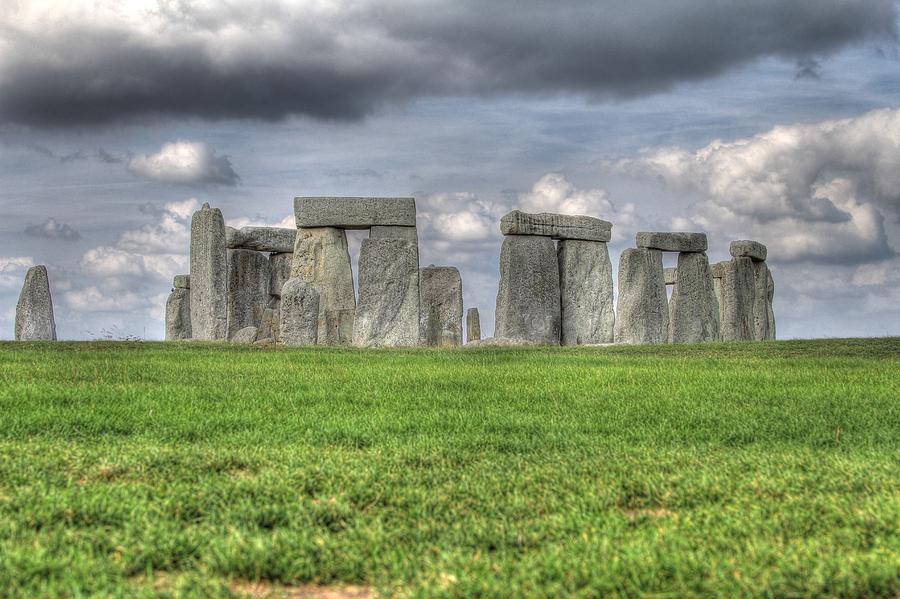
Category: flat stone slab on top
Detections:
[
  {"x1": 730, "y1": 240, "x2": 767, "y2": 262},
  {"x1": 500, "y1": 210, "x2": 612, "y2": 242},
  {"x1": 225, "y1": 226, "x2": 296, "y2": 253},
  {"x1": 295, "y1": 197, "x2": 416, "y2": 229},
  {"x1": 636, "y1": 232, "x2": 707, "y2": 252}
]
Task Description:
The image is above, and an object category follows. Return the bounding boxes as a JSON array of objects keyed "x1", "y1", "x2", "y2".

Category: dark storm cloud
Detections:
[{"x1": 1, "y1": 0, "x2": 896, "y2": 127}]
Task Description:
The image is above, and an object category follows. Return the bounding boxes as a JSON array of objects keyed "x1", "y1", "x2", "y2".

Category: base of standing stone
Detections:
[{"x1": 15, "y1": 265, "x2": 57, "y2": 341}]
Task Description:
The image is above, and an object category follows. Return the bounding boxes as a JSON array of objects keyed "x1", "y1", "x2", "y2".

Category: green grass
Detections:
[{"x1": 0, "y1": 339, "x2": 898, "y2": 598}]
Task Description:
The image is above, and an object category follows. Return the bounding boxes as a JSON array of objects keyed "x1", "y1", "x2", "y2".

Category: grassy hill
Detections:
[{"x1": 0, "y1": 339, "x2": 898, "y2": 597}]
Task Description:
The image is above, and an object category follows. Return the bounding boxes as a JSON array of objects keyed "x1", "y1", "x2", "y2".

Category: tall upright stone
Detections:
[
  {"x1": 280, "y1": 278, "x2": 320, "y2": 346},
  {"x1": 190, "y1": 203, "x2": 227, "y2": 340},
  {"x1": 720, "y1": 257, "x2": 755, "y2": 341},
  {"x1": 614, "y1": 248, "x2": 668, "y2": 344},
  {"x1": 466, "y1": 308, "x2": 481, "y2": 343},
  {"x1": 495, "y1": 235, "x2": 560, "y2": 344},
  {"x1": 165, "y1": 275, "x2": 191, "y2": 340},
  {"x1": 15, "y1": 265, "x2": 56, "y2": 341},
  {"x1": 420, "y1": 265, "x2": 463, "y2": 347},
  {"x1": 668, "y1": 252, "x2": 719, "y2": 343},
  {"x1": 557, "y1": 239, "x2": 615, "y2": 345},
  {"x1": 226, "y1": 249, "x2": 271, "y2": 338},
  {"x1": 268, "y1": 252, "x2": 292, "y2": 298},
  {"x1": 710, "y1": 261, "x2": 729, "y2": 337},
  {"x1": 751, "y1": 261, "x2": 771, "y2": 341},
  {"x1": 353, "y1": 238, "x2": 420, "y2": 347},
  {"x1": 291, "y1": 227, "x2": 356, "y2": 345},
  {"x1": 766, "y1": 269, "x2": 776, "y2": 341}
]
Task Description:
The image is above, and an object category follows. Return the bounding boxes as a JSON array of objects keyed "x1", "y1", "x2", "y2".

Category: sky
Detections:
[{"x1": 1, "y1": 0, "x2": 899, "y2": 340}]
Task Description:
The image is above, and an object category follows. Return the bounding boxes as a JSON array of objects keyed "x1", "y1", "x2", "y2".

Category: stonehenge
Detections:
[
  {"x1": 149, "y1": 197, "x2": 775, "y2": 349},
  {"x1": 15, "y1": 265, "x2": 57, "y2": 341}
]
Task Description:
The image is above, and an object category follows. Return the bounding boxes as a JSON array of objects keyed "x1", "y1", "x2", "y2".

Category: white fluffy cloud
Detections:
[
  {"x1": 612, "y1": 107, "x2": 900, "y2": 263},
  {"x1": 127, "y1": 141, "x2": 239, "y2": 186},
  {"x1": 0, "y1": 256, "x2": 35, "y2": 291}
]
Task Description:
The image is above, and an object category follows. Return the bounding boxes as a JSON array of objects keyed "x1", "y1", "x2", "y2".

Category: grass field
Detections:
[{"x1": 0, "y1": 339, "x2": 898, "y2": 598}]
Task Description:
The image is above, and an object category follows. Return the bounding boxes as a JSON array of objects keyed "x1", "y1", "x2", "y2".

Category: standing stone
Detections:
[
  {"x1": 721, "y1": 257, "x2": 755, "y2": 341},
  {"x1": 353, "y1": 239, "x2": 420, "y2": 347},
  {"x1": 226, "y1": 249, "x2": 271, "y2": 338},
  {"x1": 710, "y1": 261, "x2": 729, "y2": 338},
  {"x1": 495, "y1": 235, "x2": 560, "y2": 345},
  {"x1": 751, "y1": 261, "x2": 771, "y2": 341},
  {"x1": 557, "y1": 239, "x2": 615, "y2": 345},
  {"x1": 291, "y1": 227, "x2": 356, "y2": 345},
  {"x1": 663, "y1": 268, "x2": 677, "y2": 285},
  {"x1": 165, "y1": 279, "x2": 192, "y2": 341},
  {"x1": 190, "y1": 203, "x2": 227, "y2": 340},
  {"x1": 269, "y1": 252, "x2": 293, "y2": 298},
  {"x1": 257, "y1": 303, "x2": 281, "y2": 344},
  {"x1": 280, "y1": 279, "x2": 320, "y2": 346},
  {"x1": 14, "y1": 265, "x2": 56, "y2": 341},
  {"x1": 466, "y1": 308, "x2": 481, "y2": 343},
  {"x1": 419, "y1": 265, "x2": 463, "y2": 347},
  {"x1": 766, "y1": 269, "x2": 776, "y2": 341},
  {"x1": 668, "y1": 252, "x2": 720, "y2": 343},
  {"x1": 613, "y1": 248, "x2": 668, "y2": 344}
]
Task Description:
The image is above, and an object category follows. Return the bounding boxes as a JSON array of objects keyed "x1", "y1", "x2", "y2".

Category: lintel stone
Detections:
[
  {"x1": 730, "y1": 240, "x2": 767, "y2": 262},
  {"x1": 636, "y1": 232, "x2": 707, "y2": 252},
  {"x1": 500, "y1": 210, "x2": 612, "y2": 242},
  {"x1": 225, "y1": 226, "x2": 296, "y2": 253},
  {"x1": 294, "y1": 197, "x2": 416, "y2": 229}
]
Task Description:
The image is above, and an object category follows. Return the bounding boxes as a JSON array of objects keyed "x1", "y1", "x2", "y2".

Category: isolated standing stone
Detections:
[
  {"x1": 557, "y1": 239, "x2": 615, "y2": 345},
  {"x1": 15, "y1": 265, "x2": 56, "y2": 341},
  {"x1": 466, "y1": 307, "x2": 481, "y2": 343},
  {"x1": 291, "y1": 227, "x2": 356, "y2": 345},
  {"x1": 614, "y1": 248, "x2": 668, "y2": 344},
  {"x1": 636, "y1": 232, "x2": 708, "y2": 253},
  {"x1": 494, "y1": 235, "x2": 560, "y2": 344},
  {"x1": 668, "y1": 252, "x2": 719, "y2": 343},
  {"x1": 226, "y1": 249, "x2": 271, "y2": 338},
  {"x1": 280, "y1": 278, "x2": 320, "y2": 346},
  {"x1": 294, "y1": 197, "x2": 416, "y2": 229},
  {"x1": 751, "y1": 261, "x2": 771, "y2": 341},
  {"x1": 721, "y1": 257, "x2": 755, "y2": 341},
  {"x1": 225, "y1": 227, "x2": 296, "y2": 253},
  {"x1": 165, "y1": 283, "x2": 192, "y2": 341},
  {"x1": 353, "y1": 239, "x2": 420, "y2": 347},
  {"x1": 500, "y1": 210, "x2": 612, "y2": 242},
  {"x1": 190, "y1": 203, "x2": 227, "y2": 340},
  {"x1": 766, "y1": 269, "x2": 776, "y2": 340},
  {"x1": 268, "y1": 252, "x2": 292, "y2": 298},
  {"x1": 420, "y1": 265, "x2": 463, "y2": 347}
]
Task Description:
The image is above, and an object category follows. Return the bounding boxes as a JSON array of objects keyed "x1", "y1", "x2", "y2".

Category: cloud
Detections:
[
  {"x1": 0, "y1": 256, "x2": 35, "y2": 291},
  {"x1": 24, "y1": 144, "x2": 123, "y2": 163},
  {"x1": 127, "y1": 141, "x2": 239, "y2": 186},
  {"x1": 0, "y1": 0, "x2": 894, "y2": 127},
  {"x1": 24, "y1": 218, "x2": 82, "y2": 241},
  {"x1": 611, "y1": 107, "x2": 900, "y2": 263}
]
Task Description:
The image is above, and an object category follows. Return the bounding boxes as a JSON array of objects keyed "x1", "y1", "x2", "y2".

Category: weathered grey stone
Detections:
[
  {"x1": 294, "y1": 197, "x2": 416, "y2": 229},
  {"x1": 494, "y1": 235, "x2": 560, "y2": 345},
  {"x1": 226, "y1": 249, "x2": 271, "y2": 338},
  {"x1": 710, "y1": 261, "x2": 729, "y2": 279},
  {"x1": 225, "y1": 226, "x2": 296, "y2": 253},
  {"x1": 613, "y1": 248, "x2": 668, "y2": 344},
  {"x1": 730, "y1": 240, "x2": 767, "y2": 262},
  {"x1": 466, "y1": 308, "x2": 481, "y2": 343},
  {"x1": 291, "y1": 227, "x2": 356, "y2": 345},
  {"x1": 720, "y1": 257, "x2": 755, "y2": 341},
  {"x1": 751, "y1": 261, "x2": 771, "y2": 341},
  {"x1": 419, "y1": 265, "x2": 463, "y2": 347},
  {"x1": 257, "y1": 305, "x2": 281, "y2": 343},
  {"x1": 500, "y1": 210, "x2": 612, "y2": 242},
  {"x1": 370, "y1": 225, "x2": 418, "y2": 242},
  {"x1": 711, "y1": 261, "x2": 728, "y2": 336},
  {"x1": 558, "y1": 239, "x2": 615, "y2": 345},
  {"x1": 231, "y1": 326, "x2": 258, "y2": 344},
  {"x1": 663, "y1": 267, "x2": 677, "y2": 285},
  {"x1": 465, "y1": 337, "x2": 540, "y2": 347},
  {"x1": 268, "y1": 252, "x2": 292, "y2": 297},
  {"x1": 766, "y1": 269, "x2": 776, "y2": 341},
  {"x1": 15, "y1": 265, "x2": 56, "y2": 341},
  {"x1": 668, "y1": 252, "x2": 720, "y2": 343},
  {"x1": 636, "y1": 232, "x2": 708, "y2": 252},
  {"x1": 190, "y1": 203, "x2": 228, "y2": 340},
  {"x1": 165, "y1": 286, "x2": 192, "y2": 340},
  {"x1": 353, "y1": 239, "x2": 420, "y2": 347},
  {"x1": 280, "y1": 278, "x2": 320, "y2": 346},
  {"x1": 173, "y1": 274, "x2": 190, "y2": 289}
]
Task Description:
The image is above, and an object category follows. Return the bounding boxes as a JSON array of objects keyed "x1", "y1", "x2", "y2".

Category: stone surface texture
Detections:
[
  {"x1": 613, "y1": 248, "x2": 668, "y2": 344},
  {"x1": 766, "y1": 269, "x2": 776, "y2": 340},
  {"x1": 721, "y1": 257, "x2": 755, "y2": 341},
  {"x1": 268, "y1": 252, "x2": 293, "y2": 298},
  {"x1": 173, "y1": 275, "x2": 190, "y2": 289},
  {"x1": 636, "y1": 232, "x2": 708, "y2": 252},
  {"x1": 494, "y1": 235, "x2": 561, "y2": 344},
  {"x1": 751, "y1": 261, "x2": 771, "y2": 341},
  {"x1": 291, "y1": 227, "x2": 356, "y2": 345},
  {"x1": 419, "y1": 265, "x2": 463, "y2": 347},
  {"x1": 664, "y1": 267, "x2": 677, "y2": 285},
  {"x1": 294, "y1": 197, "x2": 416, "y2": 229},
  {"x1": 730, "y1": 240, "x2": 768, "y2": 262},
  {"x1": 225, "y1": 226, "x2": 296, "y2": 253},
  {"x1": 280, "y1": 278, "x2": 320, "y2": 346},
  {"x1": 165, "y1": 286, "x2": 192, "y2": 340},
  {"x1": 500, "y1": 210, "x2": 612, "y2": 242},
  {"x1": 353, "y1": 239, "x2": 420, "y2": 347},
  {"x1": 257, "y1": 304, "x2": 281, "y2": 343},
  {"x1": 190, "y1": 204, "x2": 228, "y2": 340},
  {"x1": 226, "y1": 249, "x2": 271, "y2": 338},
  {"x1": 668, "y1": 251, "x2": 720, "y2": 343},
  {"x1": 557, "y1": 239, "x2": 615, "y2": 345},
  {"x1": 15, "y1": 265, "x2": 57, "y2": 341},
  {"x1": 231, "y1": 326, "x2": 258, "y2": 344},
  {"x1": 369, "y1": 225, "x2": 418, "y2": 242},
  {"x1": 466, "y1": 308, "x2": 481, "y2": 343}
]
